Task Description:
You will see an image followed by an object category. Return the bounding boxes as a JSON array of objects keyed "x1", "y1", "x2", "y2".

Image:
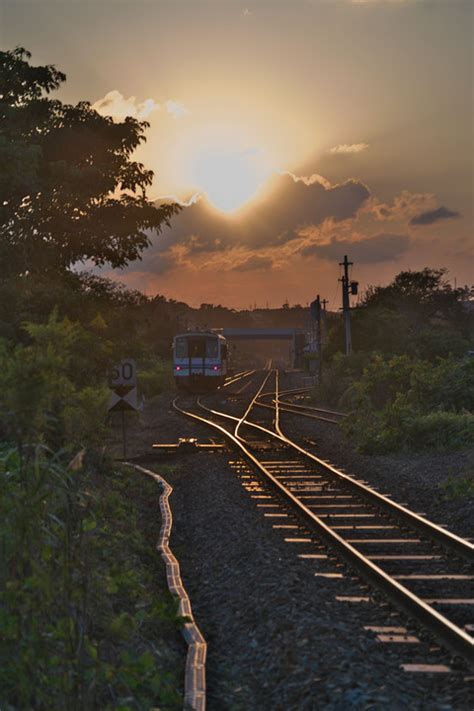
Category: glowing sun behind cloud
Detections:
[
  {"x1": 168, "y1": 118, "x2": 291, "y2": 214},
  {"x1": 192, "y1": 147, "x2": 270, "y2": 213}
]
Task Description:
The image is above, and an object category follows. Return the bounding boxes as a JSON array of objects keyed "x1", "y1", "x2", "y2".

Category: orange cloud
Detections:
[{"x1": 329, "y1": 143, "x2": 369, "y2": 154}]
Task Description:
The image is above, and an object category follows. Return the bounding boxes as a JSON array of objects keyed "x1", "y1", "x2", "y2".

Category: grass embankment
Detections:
[{"x1": 0, "y1": 448, "x2": 184, "y2": 710}]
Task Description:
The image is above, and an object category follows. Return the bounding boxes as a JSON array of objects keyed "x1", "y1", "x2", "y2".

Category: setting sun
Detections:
[{"x1": 192, "y1": 148, "x2": 266, "y2": 213}]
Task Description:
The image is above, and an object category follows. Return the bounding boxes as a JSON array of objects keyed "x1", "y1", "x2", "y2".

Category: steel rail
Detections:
[
  {"x1": 258, "y1": 386, "x2": 311, "y2": 400},
  {"x1": 199, "y1": 394, "x2": 474, "y2": 563},
  {"x1": 257, "y1": 387, "x2": 347, "y2": 420},
  {"x1": 174, "y1": 392, "x2": 474, "y2": 665},
  {"x1": 223, "y1": 369, "x2": 256, "y2": 388},
  {"x1": 275, "y1": 369, "x2": 283, "y2": 437},
  {"x1": 277, "y1": 397, "x2": 347, "y2": 419},
  {"x1": 254, "y1": 397, "x2": 342, "y2": 424},
  {"x1": 234, "y1": 370, "x2": 274, "y2": 441}
]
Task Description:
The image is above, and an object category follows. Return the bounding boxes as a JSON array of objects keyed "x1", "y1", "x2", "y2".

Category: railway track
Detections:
[
  {"x1": 174, "y1": 369, "x2": 474, "y2": 669},
  {"x1": 256, "y1": 386, "x2": 347, "y2": 424}
]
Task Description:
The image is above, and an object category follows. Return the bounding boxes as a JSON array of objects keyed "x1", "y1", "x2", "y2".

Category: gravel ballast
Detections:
[
  {"x1": 148, "y1": 450, "x2": 473, "y2": 709},
  {"x1": 113, "y1": 387, "x2": 474, "y2": 709}
]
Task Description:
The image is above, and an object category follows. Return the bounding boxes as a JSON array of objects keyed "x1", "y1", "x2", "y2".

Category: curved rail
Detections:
[
  {"x1": 255, "y1": 397, "x2": 344, "y2": 424},
  {"x1": 257, "y1": 387, "x2": 347, "y2": 424},
  {"x1": 199, "y1": 393, "x2": 474, "y2": 562},
  {"x1": 223, "y1": 369, "x2": 256, "y2": 388},
  {"x1": 174, "y1": 373, "x2": 474, "y2": 666}
]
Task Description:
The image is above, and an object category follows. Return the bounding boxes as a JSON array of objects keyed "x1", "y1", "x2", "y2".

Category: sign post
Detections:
[{"x1": 108, "y1": 359, "x2": 138, "y2": 458}]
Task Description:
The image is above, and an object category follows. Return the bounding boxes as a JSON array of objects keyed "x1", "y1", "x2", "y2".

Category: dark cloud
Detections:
[
  {"x1": 154, "y1": 172, "x2": 370, "y2": 257},
  {"x1": 146, "y1": 250, "x2": 179, "y2": 274},
  {"x1": 117, "y1": 171, "x2": 371, "y2": 279},
  {"x1": 409, "y1": 206, "x2": 460, "y2": 226},
  {"x1": 231, "y1": 255, "x2": 274, "y2": 272},
  {"x1": 301, "y1": 233, "x2": 410, "y2": 263}
]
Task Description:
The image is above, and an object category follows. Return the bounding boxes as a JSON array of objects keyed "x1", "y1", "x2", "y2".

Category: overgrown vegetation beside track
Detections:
[
  {"x1": 0, "y1": 312, "x2": 182, "y2": 708},
  {"x1": 319, "y1": 269, "x2": 474, "y2": 454},
  {"x1": 0, "y1": 46, "x2": 187, "y2": 709},
  {"x1": 340, "y1": 354, "x2": 474, "y2": 453},
  {"x1": 0, "y1": 447, "x2": 184, "y2": 709}
]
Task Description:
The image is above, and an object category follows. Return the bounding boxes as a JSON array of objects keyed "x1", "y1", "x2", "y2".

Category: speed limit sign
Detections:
[
  {"x1": 109, "y1": 359, "x2": 138, "y2": 456},
  {"x1": 110, "y1": 359, "x2": 137, "y2": 387}
]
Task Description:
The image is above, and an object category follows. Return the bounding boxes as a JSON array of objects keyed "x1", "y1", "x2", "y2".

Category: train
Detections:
[{"x1": 172, "y1": 331, "x2": 229, "y2": 391}]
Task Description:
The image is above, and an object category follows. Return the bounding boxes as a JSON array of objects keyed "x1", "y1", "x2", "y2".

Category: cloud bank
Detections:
[
  {"x1": 113, "y1": 160, "x2": 461, "y2": 306},
  {"x1": 409, "y1": 205, "x2": 461, "y2": 226},
  {"x1": 154, "y1": 172, "x2": 371, "y2": 261},
  {"x1": 301, "y1": 232, "x2": 410, "y2": 263}
]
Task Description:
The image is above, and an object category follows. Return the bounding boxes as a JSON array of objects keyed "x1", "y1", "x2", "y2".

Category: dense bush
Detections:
[
  {"x1": 324, "y1": 268, "x2": 473, "y2": 362},
  {"x1": 0, "y1": 47, "x2": 189, "y2": 709},
  {"x1": 343, "y1": 398, "x2": 474, "y2": 454},
  {"x1": 138, "y1": 358, "x2": 174, "y2": 399},
  {"x1": 0, "y1": 447, "x2": 183, "y2": 709},
  {"x1": 317, "y1": 351, "x2": 372, "y2": 407},
  {"x1": 338, "y1": 355, "x2": 474, "y2": 453},
  {"x1": 0, "y1": 312, "x2": 111, "y2": 449}
]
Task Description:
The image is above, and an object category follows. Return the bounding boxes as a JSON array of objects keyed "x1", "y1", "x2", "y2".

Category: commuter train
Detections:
[{"x1": 173, "y1": 332, "x2": 229, "y2": 391}]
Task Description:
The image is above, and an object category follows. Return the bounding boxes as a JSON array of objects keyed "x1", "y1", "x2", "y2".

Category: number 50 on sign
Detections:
[
  {"x1": 109, "y1": 359, "x2": 138, "y2": 413},
  {"x1": 110, "y1": 359, "x2": 137, "y2": 386}
]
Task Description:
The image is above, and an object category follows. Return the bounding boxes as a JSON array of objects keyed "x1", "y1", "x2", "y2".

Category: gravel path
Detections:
[{"x1": 107, "y1": 384, "x2": 474, "y2": 709}]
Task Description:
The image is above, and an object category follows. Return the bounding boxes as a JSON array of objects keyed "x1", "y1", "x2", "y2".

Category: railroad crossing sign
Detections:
[
  {"x1": 108, "y1": 359, "x2": 138, "y2": 413},
  {"x1": 108, "y1": 384, "x2": 138, "y2": 412},
  {"x1": 108, "y1": 360, "x2": 139, "y2": 458}
]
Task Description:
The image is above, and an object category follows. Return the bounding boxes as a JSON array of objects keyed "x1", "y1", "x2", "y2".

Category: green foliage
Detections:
[
  {"x1": 320, "y1": 268, "x2": 473, "y2": 453},
  {"x1": 317, "y1": 351, "x2": 372, "y2": 407},
  {"x1": 325, "y1": 268, "x2": 473, "y2": 361},
  {"x1": 138, "y1": 359, "x2": 174, "y2": 398},
  {"x1": 62, "y1": 386, "x2": 111, "y2": 448},
  {"x1": 400, "y1": 411, "x2": 474, "y2": 450},
  {"x1": 0, "y1": 47, "x2": 180, "y2": 277},
  {"x1": 440, "y1": 473, "x2": 474, "y2": 500},
  {"x1": 0, "y1": 311, "x2": 111, "y2": 448},
  {"x1": 0, "y1": 448, "x2": 183, "y2": 709},
  {"x1": 340, "y1": 355, "x2": 474, "y2": 453}
]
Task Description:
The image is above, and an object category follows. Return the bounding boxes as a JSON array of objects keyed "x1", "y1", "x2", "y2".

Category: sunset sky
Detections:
[{"x1": 2, "y1": 0, "x2": 473, "y2": 308}]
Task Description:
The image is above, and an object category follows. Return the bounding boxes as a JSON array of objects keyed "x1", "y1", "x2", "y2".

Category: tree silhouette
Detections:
[{"x1": 0, "y1": 47, "x2": 180, "y2": 276}]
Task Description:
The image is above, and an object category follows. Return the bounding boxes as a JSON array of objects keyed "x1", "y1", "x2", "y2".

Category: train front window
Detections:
[
  {"x1": 175, "y1": 337, "x2": 188, "y2": 358},
  {"x1": 188, "y1": 338, "x2": 206, "y2": 358},
  {"x1": 206, "y1": 338, "x2": 218, "y2": 358},
  {"x1": 176, "y1": 335, "x2": 219, "y2": 358}
]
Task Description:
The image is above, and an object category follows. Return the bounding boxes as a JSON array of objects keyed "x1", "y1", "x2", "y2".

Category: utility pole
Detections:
[
  {"x1": 321, "y1": 298, "x2": 328, "y2": 363},
  {"x1": 315, "y1": 294, "x2": 322, "y2": 384},
  {"x1": 310, "y1": 295, "x2": 323, "y2": 384},
  {"x1": 339, "y1": 255, "x2": 353, "y2": 355}
]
